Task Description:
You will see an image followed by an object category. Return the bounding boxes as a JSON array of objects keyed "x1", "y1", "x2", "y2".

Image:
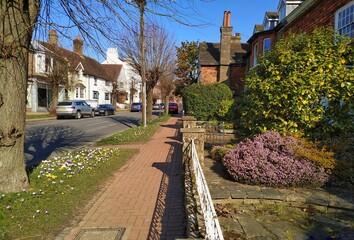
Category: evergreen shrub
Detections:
[
  {"x1": 210, "y1": 144, "x2": 234, "y2": 162},
  {"x1": 222, "y1": 131, "x2": 329, "y2": 187},
  {"x1": 181, "y1": 83, "x2": 233, "y2": 121}
]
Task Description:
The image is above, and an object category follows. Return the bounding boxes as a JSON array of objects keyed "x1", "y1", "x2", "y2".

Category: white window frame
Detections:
[
  {"x1": 263, "y1": 38, "x2": 271, "y2": 53},
  {"x1": 93, "y1": 91, "x2": 99, "y2": 99},
  {"x1": 94, "y1": 78, "x2": 97, "y2": 86},
  {"x1": 75, "y1": 87, "x2": 85, "y2": 99},
  {"x1": 105, "y1": 92, "x2": 110, "y2": 100},
  {"x1": 335, "y1": 1, "x2": 354, "y2": 38},
  {"x1": 253, "y1": 43, "x2": 258, "y2": 67}
]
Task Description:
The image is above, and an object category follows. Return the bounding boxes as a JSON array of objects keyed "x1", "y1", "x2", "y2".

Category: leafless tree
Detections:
[
  {"x1": 120, "y1": 23, "x2": 176, "y2": 121},
  {"x1": 0, "y1": 0, "x2": 209, "y2": 192}
]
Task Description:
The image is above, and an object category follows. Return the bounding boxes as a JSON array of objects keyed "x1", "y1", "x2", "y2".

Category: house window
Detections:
[
  {"x1": 75, "y1": 87, "x2": 84, "y2": 99},
  {"x1": 335, "y1": 2, "x2": 354, "y2": 38},
  {"x1": 119, "y1": 82, "x2": 124, "y2": 88},
  {"x1": 93, "y1": 91, "x2": 99, "y2": 99},
  {"x1": 105, "y1": 80, "x2": 110, "y2": 86},
  {"x1": 253, "y1": 43, "x2": 258, "y2": 67},
  {"x1": 37, "y1": 55, "x2": 45, "y2": 73},
  {"x1": 263, "y1": 38, "x2": 271, "y2": 53},
  {"x1": 94, "y1": 78, "x2": 97, "y2": 86},
  {"x1": 105, "y1": 92, "x2": 110, "y2": 100}
]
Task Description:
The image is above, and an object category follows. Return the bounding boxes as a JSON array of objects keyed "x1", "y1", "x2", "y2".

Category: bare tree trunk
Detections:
[
  {"x1": 0, "y1": 1, "x2": 39, "y2": 192},
  {"x1": 165, "y1": 95, "x2": 170, "y2": 115},
  {"x1": 50, "y1": 84, "x2": 59, "y2": 113},
  {"x1": 146, "y1": 86, "x2": 153, "y2": 121},
  {"x1": 138, "y1": 1, "x2": 147, "y2": 127}
]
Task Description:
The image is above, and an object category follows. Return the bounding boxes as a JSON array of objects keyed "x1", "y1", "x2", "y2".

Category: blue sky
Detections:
[
  {"x1": 46, "y1": 0, "x2": 280, "y2": 61},
  {"x1": 167, "y1": 0, "x2": 279, "y2": 45}
]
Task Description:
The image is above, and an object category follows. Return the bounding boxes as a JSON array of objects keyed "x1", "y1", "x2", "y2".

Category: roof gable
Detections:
[
  {"x1": 199, "y1": 41, "x2": 249, "y2": 66},
  {"x1": 37, "y1": 41, "x2": 114, "y2": 81}
]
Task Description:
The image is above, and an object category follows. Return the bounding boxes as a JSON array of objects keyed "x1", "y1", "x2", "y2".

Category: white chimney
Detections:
[{"x1": 102, "y1": 48, "x2": 123, "y2": 64}]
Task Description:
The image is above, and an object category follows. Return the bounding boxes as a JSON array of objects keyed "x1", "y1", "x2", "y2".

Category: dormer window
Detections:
[{"x1": 278, "y1": 0, "x2": 303, "y2": 22}]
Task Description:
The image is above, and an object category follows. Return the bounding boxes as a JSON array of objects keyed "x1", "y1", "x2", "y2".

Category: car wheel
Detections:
[
  {"x1": 75, "y1": 111, "x2": 81, "y2": 119},
  {"x1": 90, "y1": 110, "x2": 95, "y2": 117},
  {"x1": 104, "y1": 110, "x2": 108, "y2": 116}
]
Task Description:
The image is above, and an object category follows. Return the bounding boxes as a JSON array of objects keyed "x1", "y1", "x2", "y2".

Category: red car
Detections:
[{"x1": 168, "y1": 102, "x2": 179, "y2": 114}]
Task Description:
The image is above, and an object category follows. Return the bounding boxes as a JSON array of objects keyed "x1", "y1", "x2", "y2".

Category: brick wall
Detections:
[
  {"x1": 230, "y1": 66, "x2": 246, "y2": 91},
  {"x1": 200, "y1": 66, "x2": 218, "y2": 85},
  {"x1": 281, "y1": 0, "x2": 352, "y2": 35},
  {"x1": 248, "y1": 32, "x2": 277, "y2": 69}
]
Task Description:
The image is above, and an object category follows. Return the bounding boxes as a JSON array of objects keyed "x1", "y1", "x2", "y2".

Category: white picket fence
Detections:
[{"x1": 190, "y1": 139, "x2": 224, "y2": 240}]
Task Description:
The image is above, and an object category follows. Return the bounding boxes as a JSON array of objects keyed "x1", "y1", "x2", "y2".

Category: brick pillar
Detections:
[
  {"x1": 182, "y1": 116, "x2": 197, "y2": 128},
  {"x1": 180, "y1": 128, "x2": 205, "y2": 166}
]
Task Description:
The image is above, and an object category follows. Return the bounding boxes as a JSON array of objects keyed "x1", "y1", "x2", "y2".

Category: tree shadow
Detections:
[
  {"x1": 25, "y1": 125, "x2": 94, "y2": 168},
  {"x1": 148, "y1": 141, "x2": 186, "y2": 238}
]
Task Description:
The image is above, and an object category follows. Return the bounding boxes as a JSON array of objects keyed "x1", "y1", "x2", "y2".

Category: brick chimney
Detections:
[
  {"x1": 219, "y1": 11, "x2": 232, "y2": 83},
  {"x1": 73, "y1": 36, "x2": 83, "y2": 55},
  {"x1": 231, "y1": 33, "x2": 241, "y2": 44},
  {"x1": 49, "y1": 29, "x2": 58, "y2": 46}
]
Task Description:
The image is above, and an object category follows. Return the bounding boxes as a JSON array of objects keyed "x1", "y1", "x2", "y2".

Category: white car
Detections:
[{"x1": 56, "y1": 100, "x2": 95, "y2": 119}]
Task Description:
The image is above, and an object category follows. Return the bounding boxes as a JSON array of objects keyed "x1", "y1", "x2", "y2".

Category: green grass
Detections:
[
  {"x1": 0, "y1": 148, "x2": 136, "y2": 240},
  {"x1": 26, "y1": 114, "x2": 54, "y2": 119},
  {"x1": 96, "y1": 114, "x2": 170, "y2": 146},
  {"x1": 0, "y1": 114, "x2": 171, "y2": 239}
]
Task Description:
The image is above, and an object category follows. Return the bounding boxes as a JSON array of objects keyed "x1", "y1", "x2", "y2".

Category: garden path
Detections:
[
  {"x1": 58, "y1": 116, "x2": 186, "y2": 240},
  {"x1": 205, "y1": 157, "x2": 354, "y2": 239}
]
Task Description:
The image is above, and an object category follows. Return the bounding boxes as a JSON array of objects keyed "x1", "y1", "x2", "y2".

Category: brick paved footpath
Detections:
[{"x1": 60, "y1": 116, "x2": 186, "y2": 240}]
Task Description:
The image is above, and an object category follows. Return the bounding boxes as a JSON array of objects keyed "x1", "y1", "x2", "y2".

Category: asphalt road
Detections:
[{"x1": 25, "y1": 111, "x2": 161, "y2": 167}]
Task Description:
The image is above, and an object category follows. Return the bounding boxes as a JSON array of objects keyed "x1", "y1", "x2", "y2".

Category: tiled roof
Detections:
[
  {"x1": 102, "y1": 64, "x2": 123, "y2": 82},
  {"x1": 199, "y1": 42, "x2": 250, "y2": 66},
  {"x1": 38, "y1": 41, "x2": 116, "y2": 82},
  {"x1": 254, "y1": 24, "x2": 265, "y2": 33},
  {"x1": 266, "y1": 11, "x2": 279, "y2": 19}
]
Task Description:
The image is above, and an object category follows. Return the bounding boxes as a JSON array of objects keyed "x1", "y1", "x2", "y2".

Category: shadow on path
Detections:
[{"x1": 148, "y1": 123, "x2": 187, "y2": 239}]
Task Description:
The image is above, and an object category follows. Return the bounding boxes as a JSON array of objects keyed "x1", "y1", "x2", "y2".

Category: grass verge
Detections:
[
  {"x1": 96, "y1": 114, "x2": 170, "y2": 146},
  {"x1": 0, "y1": 114, "x2": 171, "y2": 239},
  {"x1": 0, "y1": 148, "x2": 136, "y2": 240}
]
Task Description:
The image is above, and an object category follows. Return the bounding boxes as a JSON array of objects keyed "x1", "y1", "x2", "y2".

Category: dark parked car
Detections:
[
  {"x1": 168, "y1": 102, "x2": 179, "y2": 114},
  {"x1": 95, "y1": 104, "x2": 115, "y2": 116},
  {"x1": 130, "y1": 102, "x2": 142, "y2": 112},
  {"x1": 56, "y1": 100, "x2": 95, "y2": 119}
]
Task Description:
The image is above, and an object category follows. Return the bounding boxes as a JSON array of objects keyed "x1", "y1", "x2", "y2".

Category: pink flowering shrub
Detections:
[{"x1": 222, "y1": 131, "x2": 329, "y2": 187}]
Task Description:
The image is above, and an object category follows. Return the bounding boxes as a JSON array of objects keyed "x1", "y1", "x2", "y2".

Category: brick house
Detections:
[
  {"x1": 247, "y1": 0, "x2": 354, "y2": 70},
  {"x1": 199, "y1": 11, "x2": 249, "y2": 93}
]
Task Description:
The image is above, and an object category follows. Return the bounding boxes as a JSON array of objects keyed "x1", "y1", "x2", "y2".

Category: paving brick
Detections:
[{"x1": 62, "y1": 117, "x2": 186, "y2": 240}]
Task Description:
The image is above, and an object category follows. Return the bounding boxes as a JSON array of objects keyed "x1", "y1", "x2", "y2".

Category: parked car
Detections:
[
  {"x1": 130, "y1": 102, "x2": 142, "y2": 112},
  {"x1": 153, "y1": 103, "x2": 162, "y2": 110},
  {"x1": 168, "y1": 102, "x2": 179, "y2": 114},
  {"x1": 95, "y1": 104, "x2": 115, "y2": 116},
  {"x1": 56, "y1": 100, "x2": 95, "y2": 119}
]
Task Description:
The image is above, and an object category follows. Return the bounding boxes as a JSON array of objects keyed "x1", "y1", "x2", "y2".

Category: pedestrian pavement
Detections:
[{"x1": 56, "y1": 116, "x2": 186, "y2": 240}]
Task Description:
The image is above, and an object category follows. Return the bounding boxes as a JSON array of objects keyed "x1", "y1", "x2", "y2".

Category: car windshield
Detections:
[
  {"x1": 169, "y1": 103, "x2": 177, "y2": 106},
  {"x1": 132, "y1": 103, "x2": 140, "y2": 106},
  {"x1": 58, "y1": 102, "x2": 72, "y2": 106}
]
